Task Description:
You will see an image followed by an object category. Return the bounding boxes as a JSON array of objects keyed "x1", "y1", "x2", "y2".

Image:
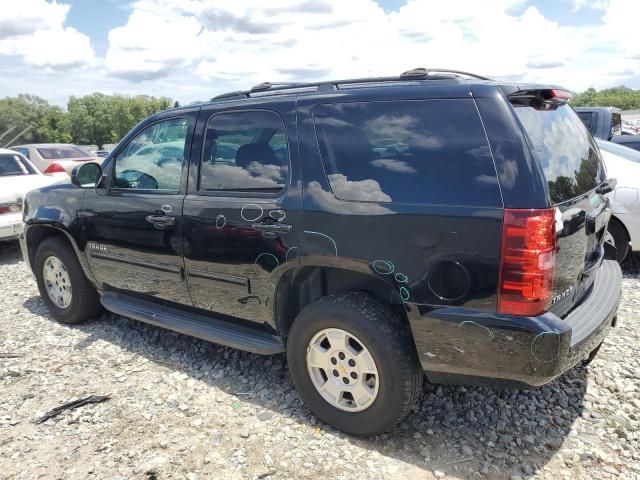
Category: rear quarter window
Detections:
[
  {"x1": 514, "y1": 104, "x2": 605, "y2": 204},
  {"x1": 312, "y1": 99, "x2": 501, "y2": 207}
]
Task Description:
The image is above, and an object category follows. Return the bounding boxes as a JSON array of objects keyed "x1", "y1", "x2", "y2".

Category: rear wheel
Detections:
[
  {"x1": 606, "y1": 218, "x2": 630, "y2": 263},
  {"x1": 287, "y1": 292, "x2": 422, "y2": 436},
  {"x1": 34, "y1": 237, "x2": 102, "y2": 324}
]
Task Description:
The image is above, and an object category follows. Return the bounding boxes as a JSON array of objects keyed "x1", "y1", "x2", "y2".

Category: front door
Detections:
[
  {"x1": 82, "y1": 112, "x2": 197, "y2": 305},
  {"x1": 182, "y1": 104, "x2": 301, "y2": 326}
]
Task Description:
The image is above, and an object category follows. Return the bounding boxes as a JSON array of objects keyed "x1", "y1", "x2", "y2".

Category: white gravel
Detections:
[{"x1": 1, "y1": 240, "x2": 639, "y2": 480}]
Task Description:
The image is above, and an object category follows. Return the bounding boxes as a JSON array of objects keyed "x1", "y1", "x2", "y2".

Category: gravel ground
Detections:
[{"x1": 1, "y1": 241, "x2": 639, "y2": 480}]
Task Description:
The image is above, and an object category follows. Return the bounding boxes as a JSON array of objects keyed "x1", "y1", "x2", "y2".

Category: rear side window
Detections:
[
  {"x1": 200, "y1": 110, "x2": 289, "y2": 193},
  {"x1": 514, "y1": 104, "x2": 605, "y2": 204},
  {"x1": 312, "y1": 99, "x2": 500, "y2": 206},
  {"x1": 0, "y1": 155, "x2": 33, "y2": 176},
  {"x1": 37, "y1": 146, "x2": 91, "y2": 159}
]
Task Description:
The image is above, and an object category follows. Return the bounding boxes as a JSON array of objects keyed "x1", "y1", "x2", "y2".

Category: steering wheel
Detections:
[{"x1": 118, "y1": 169, "x2": 158, "y2": 190}]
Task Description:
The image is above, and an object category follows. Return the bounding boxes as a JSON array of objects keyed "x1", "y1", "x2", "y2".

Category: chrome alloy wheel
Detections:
[
  {"x1": 306, "y1": 328, "x2": 379, "y2": 412},
  {"x1": 43, "y1": 255, "x2": 72, "y2": 309}
]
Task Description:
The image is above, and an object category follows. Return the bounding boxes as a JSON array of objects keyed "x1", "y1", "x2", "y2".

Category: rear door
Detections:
[
  {"x1": 182, "y1": 101, "x2": 301, "y2": 326},
  {"x1": 513, "y1": 103, "x2": 608, "y2": 317}
]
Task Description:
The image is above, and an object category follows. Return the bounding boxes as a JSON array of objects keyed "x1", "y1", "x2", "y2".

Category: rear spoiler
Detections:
[{"x1": 504, "y1": 87, "x2": 574, "y2": 109}]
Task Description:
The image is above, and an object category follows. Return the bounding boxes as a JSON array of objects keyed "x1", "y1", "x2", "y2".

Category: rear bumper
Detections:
[
  {"x1": 409, "y1": 259, "x2": 621, "y2": 387},
  {"x1": 0, "y1": 213, "x2": 23, "y2": 241}
]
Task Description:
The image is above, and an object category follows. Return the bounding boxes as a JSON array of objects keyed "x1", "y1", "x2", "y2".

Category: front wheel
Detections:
[
  {"x1": 34, "y1": 237, "x2": 102, "y2": 324},
  {"x1": 287, "y1": 292, "x2": 422, "y2": 436}
]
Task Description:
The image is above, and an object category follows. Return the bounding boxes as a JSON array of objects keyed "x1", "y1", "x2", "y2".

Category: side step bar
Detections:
[{"x1": 100, "y1": 292, "x2": 285, "y2": 355}]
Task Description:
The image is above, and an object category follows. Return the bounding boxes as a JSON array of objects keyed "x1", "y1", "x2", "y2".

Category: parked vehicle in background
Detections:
[
  {"x1": 575, "y1": 107, "x2": 640, "y2": 151},
  {"x1": 12, "y1": 144, "x2": 97, "y2": 176},
  {"x1": 0, "y1": 149, "x2": 60, "y2": 241},
  {"x1": 597, "y1": 139, "x2": 640, "y2": 262},
  {"x1": 20, "y1": 69, "x2": 622, "y2": 435}
]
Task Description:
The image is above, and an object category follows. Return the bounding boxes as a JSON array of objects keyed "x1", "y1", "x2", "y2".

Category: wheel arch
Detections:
[
  {"x1": 274, "y1": 265, "x2": 408, "y2": 338},
  {"x1": 24, "y1": 224, "x2": 99, "y2": 286}
]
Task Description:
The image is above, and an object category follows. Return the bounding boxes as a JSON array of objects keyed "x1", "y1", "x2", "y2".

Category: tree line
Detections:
[
  {"x1": 0, "y1": 93, "x2": 173, "y2": 149},
  {"x1": 571, "y1": 86, "x2": 640, "y2": 111}
]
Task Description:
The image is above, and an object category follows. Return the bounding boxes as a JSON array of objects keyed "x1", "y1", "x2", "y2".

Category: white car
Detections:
[
  {"x1": 11, "y1": 143, "x2": 97, "y2": 177},
  {"x1": 597, "y1": 139, "x2": 640, "y2": 262},
  {"x1": 0, "y1": 148, "x2": 61, "y2": 241}
]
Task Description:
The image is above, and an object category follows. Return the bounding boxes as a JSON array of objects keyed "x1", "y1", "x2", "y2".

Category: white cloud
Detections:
[
  {"x1": 0, "y1": 0, "x2": 94, "y2": 69},
  {"x1": 2, "y1": 0, "x2": 640, "y2": 104},
  {"x1": 98, "y1": 0, "x2": 640, "y2": 94}
]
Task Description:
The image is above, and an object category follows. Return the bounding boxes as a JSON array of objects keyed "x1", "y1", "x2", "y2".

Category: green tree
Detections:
[{"x1": 572, "y1": 86, "x2": 640, "y2": 110}]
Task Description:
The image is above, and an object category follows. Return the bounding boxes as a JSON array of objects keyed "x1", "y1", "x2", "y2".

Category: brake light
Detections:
[
  {"x1": 498, "y1": 208, "x2": 556, "y2": 316},
  {"x1": 44, "y1": 163, "x2": 66, "y2": 174},
  {"x1": 0, "y1": 203, "x2": 21, "y2": 215},
  {"x1": 550, "y1": 89, "x2": 573, "y2": 102}
]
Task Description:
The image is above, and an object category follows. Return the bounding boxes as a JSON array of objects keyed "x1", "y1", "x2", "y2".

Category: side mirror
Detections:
[{"x1": 71, "y1": 162, "x2": 102, "y2": 188}]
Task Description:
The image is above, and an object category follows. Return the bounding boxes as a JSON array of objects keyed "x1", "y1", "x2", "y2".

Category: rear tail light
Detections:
[
  {"x1": 498, "y1": 208, "x2": 556, "y2": 316},
  {"x1": 44, "y1": 163, "x2": 66, "y2": 174},
  {"x1": 0, "y1": 203, "x2": 22, "y2": 215}
]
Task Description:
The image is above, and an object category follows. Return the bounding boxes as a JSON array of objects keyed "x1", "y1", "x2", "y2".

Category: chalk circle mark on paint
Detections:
[
  {"x1": 372, "y1": 260, "x2": 395, "y2": 275},
  {"x1": 399, "y1": 287, "x2": 410, "y2": 301},
  {"x1": 241, "y1": 204, "x2": 264, "y2": 222},
  {"x1": 458, "y1": 321, "x2": 494, "y2": 342},
  {"x1": 269, "y1": 209, "x2": 286, "y2": 222},
  {"x1": 215, "y1": 215, "x2": 226, "y2": 229},
  {"x1": 395, "y1": 272, "x2": 408, "y2": 283},
  {"x1": 253, "y1": 252, "x2": 280, "y2": 276}
]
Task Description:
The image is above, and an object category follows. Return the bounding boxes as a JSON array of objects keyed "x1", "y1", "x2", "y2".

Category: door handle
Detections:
[
  {"x1": 146, "y1": 214, "x2": 176, "y2": 228},
  {"x1": 252, "y1": 222, "x2": 292, "y2": 233}
]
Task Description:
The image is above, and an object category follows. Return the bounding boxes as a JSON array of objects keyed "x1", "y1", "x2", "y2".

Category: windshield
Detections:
[
  {"x1": 37, "y1": 146, "x2": 92, "y2": 160},
  {"x1": 597, "y1": 140, "x2": 640, "y2": 163},
  {"x1": 514, "y1": 104, "x2": 605, "y2": 204},
  {"x1": 0, "y1": 154, "x2": 35, "y2": 176}
]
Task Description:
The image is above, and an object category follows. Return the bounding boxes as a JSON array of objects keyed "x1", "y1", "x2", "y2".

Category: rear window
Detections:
[
  {"x1": 514, "y1": 104, "x2": 605, "y2": 204},
  {"x1": 313, "y1": 99, "x2": 501, "y2": 206},
  {"x1": 0, "y1": 154, "x2": 35, "y2": 176},
  {"x1": 37, "y1": 146, "x2": 91, "y2": 160}
]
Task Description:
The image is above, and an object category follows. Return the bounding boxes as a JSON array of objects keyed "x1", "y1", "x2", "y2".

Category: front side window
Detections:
[
  {"x1": 200, "y1": 111, "x2": 289, "y2": 193},
  {"x1": 313, "y1": 99, "x2": 500, "y2": 206},
  {"x1": 113, "y1": 118, "x2": 189, "y2": 192}
]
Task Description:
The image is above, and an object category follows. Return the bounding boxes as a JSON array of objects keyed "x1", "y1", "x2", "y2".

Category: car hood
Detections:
[{"x1": 0, "y1": 174, "x2": 63, "y2": 203}]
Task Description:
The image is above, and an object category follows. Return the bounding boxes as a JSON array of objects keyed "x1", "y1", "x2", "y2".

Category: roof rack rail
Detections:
[
  {"x1": 400, "y1": 67, "x2": 492, "y2": 81},
  {"x1": 211, "y1": 67, "x2": 491, "y2": 101}
]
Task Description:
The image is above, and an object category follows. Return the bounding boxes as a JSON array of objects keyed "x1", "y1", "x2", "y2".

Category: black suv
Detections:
[{"x1": 21, "y1": 69, "x2": 622, "y2": 436}]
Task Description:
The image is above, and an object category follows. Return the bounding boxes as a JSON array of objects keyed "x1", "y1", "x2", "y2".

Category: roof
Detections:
[
  {"x1": 12, "y1": 143, "x2": 77, "y2": 148},
  {"x1": 0, "y1": 147, "x2": 21, "y2": 155}
]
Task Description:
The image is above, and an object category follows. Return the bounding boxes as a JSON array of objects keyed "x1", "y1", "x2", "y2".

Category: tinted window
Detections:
[
  {"x1": 611, "y1": 112, "x2": 622, "y2": 136},
  {"x1": 200, "y1": 111, "x2": 288, "y2": 193},
  {"x1": 0, "y1": 155, "x2": 33, "y2": 176},
  {"x1": 37, "y1": 146, "x2": 92, "y2": 159},
  {"x1": 313, "y1": 100, "x2": 500, "y2": 206},
  {"x1": 576, "y1": 111, "x2": 594, "y2": 131},
  {"x1": 514, "y1": 104, "x2": 605, "y2": 204},
  {"x1": 13, "y1": 147, "x2": 29, "y2": 159},
  {"x1": 113, "y1": 118, "x2": 189, "y2": 191}
]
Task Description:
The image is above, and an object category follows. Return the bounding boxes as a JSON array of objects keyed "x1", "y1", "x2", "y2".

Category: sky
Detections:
[{"x1": 0, "y1": 0, "x2": 639, "y2": 107}]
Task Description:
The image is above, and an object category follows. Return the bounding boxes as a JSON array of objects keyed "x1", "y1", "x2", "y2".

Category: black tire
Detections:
[
  {"x1": 607, "y1": 218, "x2": 630, "y2": 263},
  {"x1": 34, "y1": 237, "x2": 102, "y2": 324},
  {"x1": 287, "y1": 292, "x2": 422, "y2": 436}
]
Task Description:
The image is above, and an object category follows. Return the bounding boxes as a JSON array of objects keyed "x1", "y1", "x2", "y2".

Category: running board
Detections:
[{"x1": 100, "y1": 292, "x2": 285, "y2": 355}]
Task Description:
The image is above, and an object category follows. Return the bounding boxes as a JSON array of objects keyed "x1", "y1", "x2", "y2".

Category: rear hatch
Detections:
[{"x1": 511, "y1": 95, "x2": 608, "y2": 318}]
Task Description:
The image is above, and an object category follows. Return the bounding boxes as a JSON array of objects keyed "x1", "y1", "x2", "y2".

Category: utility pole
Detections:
[
  {"x1": 4, "y1": 125, "x2": 33, "y2": 148},
  {"x1": 0, "y1": 125, "x2": 17, "y2": 142}
]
